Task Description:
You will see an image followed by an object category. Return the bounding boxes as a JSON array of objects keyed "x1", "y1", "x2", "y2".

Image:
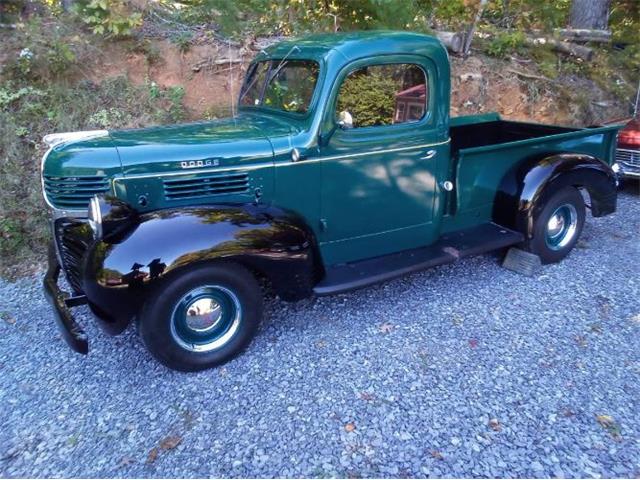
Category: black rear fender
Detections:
[{"x1": 494, "y1": 153, "x2": 617, "y2": 239}]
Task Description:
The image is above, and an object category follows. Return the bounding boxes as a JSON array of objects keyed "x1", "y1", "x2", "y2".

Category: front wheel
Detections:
[
  {"x1": 139, "y1": 262, "x2": 263, "y2": 372},
  {"x1": 525, "y1": 186, "x2": 586, "y2": 264}
]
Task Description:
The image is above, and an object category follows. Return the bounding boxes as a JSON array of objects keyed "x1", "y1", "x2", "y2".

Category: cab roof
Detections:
[{"x1": 260, "y1": 31, "x2": 447, "y2": 64}]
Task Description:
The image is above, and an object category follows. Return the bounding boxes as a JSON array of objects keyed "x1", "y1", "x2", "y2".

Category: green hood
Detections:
[{"x1": 110, "y1": 113, "x2": 296, "y2": 176}]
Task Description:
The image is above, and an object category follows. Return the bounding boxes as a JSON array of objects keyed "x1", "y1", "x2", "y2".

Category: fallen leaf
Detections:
[
  {"x1": 430, "y1": 450, "x2": 444, "y2": 460},
  {"x1": 119, "y1": 456, "x2": 135, "y2": 467},
  {"x1": 1, "y1": 312, "x2": 16, "y2": 325},
  {"x1": 469, "y1": 338, "x2": 479, "y2": 349},
  {"x1": 488, "y1": 418, "x2": 501, "y2": 431},
  {"x1": 146, "y1": 447, "x2": 159, "y2": 464},
  {"x1": 576, "y1": 240, "x2": 590, "y2": 249},
  {"x1": 159, "y1": 435, "x2": 182, "y2": 450},
  {"x1": 359, "y1": 392, "x2": 375, "y2": 402},
  {"x1": 590, "y1": 323, "x2": 603, "y2": 334},
  {"x1": 378, "y1": 322, "x2": 394, "y2": 334},
  {"x1": 344, "y1": 422, "x2": 356, "y2": 432},
  {"x1": 596, "y1": 415, "x2": 622, "y2": 439}
]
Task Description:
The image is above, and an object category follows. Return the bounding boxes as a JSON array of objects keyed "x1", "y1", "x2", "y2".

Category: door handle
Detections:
[{"x1": 421, "y1": 149, "x2": 437, "y2": 160}]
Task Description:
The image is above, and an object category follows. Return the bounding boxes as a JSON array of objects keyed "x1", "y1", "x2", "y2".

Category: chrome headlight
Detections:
[
  {"x1": 87, "y1": 195, "x2": 137, "y2": 241},
  {"x1": 88, "y1": 195, "x2": 103, "y2": 239}
]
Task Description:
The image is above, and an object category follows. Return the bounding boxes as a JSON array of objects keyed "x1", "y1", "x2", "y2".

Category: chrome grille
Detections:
[
  {"x1": 163, "y1": 171, "x2": 249, "y2": 201},
  {"x1": 55, "y1": 219, "x2": 91, "y2": 293},
  {"x1": 44, "y1": 175, "x2": 109, "y2": 210},
  {"x1": 616, "y1": 148, "x2": 640, "y2": 167}
]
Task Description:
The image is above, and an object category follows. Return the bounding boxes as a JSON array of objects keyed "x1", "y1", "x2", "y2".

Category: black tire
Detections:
[
  {"x1": 139, "y1": 262, "x2": 262, "y2": 372},
  {"x1": 525, "y1": 186, "x2": 586, "y2": 264}
]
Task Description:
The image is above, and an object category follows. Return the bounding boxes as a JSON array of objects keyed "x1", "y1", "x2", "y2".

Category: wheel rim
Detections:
[
  {"x1": 170, "y1": 285, "x2": 241, "y2": 352},
  {"x1": 545, "y1": 203, "x2": 578, "y2": 251}
]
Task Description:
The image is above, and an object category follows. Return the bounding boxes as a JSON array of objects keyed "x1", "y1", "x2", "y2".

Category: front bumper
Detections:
[{"x1": 43, "y1": 243, "x2": 89, "y2": 354}]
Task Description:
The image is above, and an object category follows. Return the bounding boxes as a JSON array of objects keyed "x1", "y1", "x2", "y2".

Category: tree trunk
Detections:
[
  {"x1": 525, "y1": 36, "x2": 594, "y2": 61},
  {"x1": 556, "y1": 28, "x2": 611, "y2": 43},
  {"x1": 435, "y1": 31, "x2": 465, "y2": 54},
  {"x1": 463, "y1": 0, "x2": 488, "y2": 56},
  {"x1": 569, "y1": 0, "x2": 611, "y2": 30},
  {"x1": 61, "y1": 0, "x2": 74, "y2": 12}
]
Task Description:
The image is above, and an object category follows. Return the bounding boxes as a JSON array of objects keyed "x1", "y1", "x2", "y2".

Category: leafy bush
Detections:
[
  {"x1": 2, "y1": 20, "x2": 79, "y2": 83},
  {"x1": 487, "y1": 31, "x2": 526, "y2": 58},
  {"x1": 75, "y1": 0, "x2": 142, "y2": 36}
]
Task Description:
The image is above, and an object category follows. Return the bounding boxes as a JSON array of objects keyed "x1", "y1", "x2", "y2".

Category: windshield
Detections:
[{"x1": 239, "y1": 60, "x2": 319, "y2": 114}]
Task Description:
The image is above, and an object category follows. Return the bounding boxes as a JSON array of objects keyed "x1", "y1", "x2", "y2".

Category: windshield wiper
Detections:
[{"x1": 267, "y1": 45, "x2": 301, "y2": 84}]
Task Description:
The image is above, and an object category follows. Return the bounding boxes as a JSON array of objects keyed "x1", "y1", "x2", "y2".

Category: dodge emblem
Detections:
[{"x1": 180, "y1": 159, "x2": 219, "y2": 169}]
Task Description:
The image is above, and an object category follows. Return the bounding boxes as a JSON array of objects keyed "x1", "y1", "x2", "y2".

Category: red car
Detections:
[{"x1": 613, "y1": 117, "x2": 640, "y2": 179}]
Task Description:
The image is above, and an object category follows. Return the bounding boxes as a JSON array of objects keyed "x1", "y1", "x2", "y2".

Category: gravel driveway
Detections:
[{"x1": 1, "y1": 188, "x2": 639, "y2": 478}]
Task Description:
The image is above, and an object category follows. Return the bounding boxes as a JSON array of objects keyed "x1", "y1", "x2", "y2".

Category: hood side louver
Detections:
[{"x1": 162, "y1": 171, "x2": 250, "y2": 201}]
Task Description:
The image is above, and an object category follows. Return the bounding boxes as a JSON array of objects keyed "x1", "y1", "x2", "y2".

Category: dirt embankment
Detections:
[{"x1": 87, "y1": 38, "x2": 627, "y2": 126}]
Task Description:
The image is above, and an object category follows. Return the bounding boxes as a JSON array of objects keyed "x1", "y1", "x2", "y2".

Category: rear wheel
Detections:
[
  {"x1": 139, "y1": 262, "x2": 262, "y2": 371},
  {"x1": 525, "y1": 186, "x2": 586, "y2": 264}
]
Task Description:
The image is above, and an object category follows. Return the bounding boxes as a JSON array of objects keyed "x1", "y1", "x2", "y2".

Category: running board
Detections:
[{"x1": 313, "y1": 223, "x2": 524, "y2": 296}]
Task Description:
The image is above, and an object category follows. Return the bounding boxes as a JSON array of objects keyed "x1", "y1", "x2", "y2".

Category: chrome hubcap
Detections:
[
  {"x1": 185, "y1": 298, "x2": 223, "y2": 333},
  {"x1": 170, "y1": 285, "x2": 242, "y2": 352},
  {"x1": 545, "y1": 204, "x2": 578, "y2": 251}
]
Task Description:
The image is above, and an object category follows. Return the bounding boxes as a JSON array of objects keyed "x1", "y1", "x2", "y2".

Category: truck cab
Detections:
[{"x1": 42, "y1": 32, "x2": 620, "y2": 371}]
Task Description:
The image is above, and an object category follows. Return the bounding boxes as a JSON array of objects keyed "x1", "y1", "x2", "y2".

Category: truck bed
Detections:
[
  {"x1": 450, "y1": 114, "x2": 577, "y2": 154},
  {"x1": 443, "y1": 113, "x2": 620, "y2": 232}
]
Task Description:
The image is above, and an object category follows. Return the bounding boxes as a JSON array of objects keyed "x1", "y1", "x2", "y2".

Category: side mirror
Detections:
[
  {"x1": 338, "y1": 110, "x2": 354, "y2": 129},
  {"x1": 319, "y1": 111, "x2": 354, "y2": 147}
]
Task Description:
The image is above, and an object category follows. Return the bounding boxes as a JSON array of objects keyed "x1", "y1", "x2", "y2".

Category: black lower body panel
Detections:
[{"x1": 313, "y1": 223, "x2": 523, "y2": 296}]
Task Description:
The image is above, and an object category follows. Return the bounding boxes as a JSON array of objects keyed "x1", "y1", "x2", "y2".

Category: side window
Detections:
[{"x1": 336, "y1": 63, "x2": 428, "y2": 128}]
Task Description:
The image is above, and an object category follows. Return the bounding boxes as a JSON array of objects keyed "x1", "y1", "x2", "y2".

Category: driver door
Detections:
[{"x1": 318, "y1": 57, "x2": 448, "y2": 266}]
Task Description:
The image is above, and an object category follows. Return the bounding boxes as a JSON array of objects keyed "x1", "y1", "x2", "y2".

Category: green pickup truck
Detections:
[{"x1": 42, "y1": 31, "x2": 620, "y2": 371}]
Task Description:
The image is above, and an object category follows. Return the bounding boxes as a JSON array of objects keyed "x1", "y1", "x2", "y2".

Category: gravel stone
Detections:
[{"x1": 0, "y1": 189, "x2": 639, "y2": 478}]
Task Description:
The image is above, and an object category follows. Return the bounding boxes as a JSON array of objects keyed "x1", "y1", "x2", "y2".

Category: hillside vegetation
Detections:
[{"x1": 0, "y1": 0, "x2": 638, "y2": 277}]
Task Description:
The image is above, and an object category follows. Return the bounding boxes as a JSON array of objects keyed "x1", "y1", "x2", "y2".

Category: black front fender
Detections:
[
  {"x1": 494, "y1": 153, "x2": 617, "y2": 239},
  {"x1": 83, "y1": 203, "x2": 320, "y2": 334}
]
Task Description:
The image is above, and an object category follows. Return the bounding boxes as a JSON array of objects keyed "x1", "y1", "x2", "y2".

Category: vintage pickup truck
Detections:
[{"x1": 42, "y1": 32, "x2": 620, "y2": 371}]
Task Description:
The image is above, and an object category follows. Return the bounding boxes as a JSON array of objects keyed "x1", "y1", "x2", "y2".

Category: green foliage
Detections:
[
  {"x1": 336, "y1": 71, "x2": 397, "y2": 127},
  {"x1": 487, "y1": 31, "x2": 526, "y2": 58},
  {"x1": 75, "y1": 0, "x2": 142, "y2": 36},
  {"x1": 484, "y1": 0, "x2": 571, "y2": 31},
  {"x1": 168, "y1": 0, "x2": 430, "y2": 37},
  {"x1": 167, "y1": 86, "x2": 186, "y2": 122},
  {"x1": 0, "y1": 86, "x2": 45, "y2": 108},
  {"x1": 89, "y1": 107, "x2": 132, "y2": 128},
  {"x1": 3, "y1": 19, "x2": 79, "y2": 83},
  {"x1": 130, "y1": 39, "x2": 163, "y2": 66},
  {"x1": 171, "y1": 31, "x2": 194, "y2": 53},
  {"x1": 609, "y1": 0, "x2": 639, "y2": 43},
  {"x1": 419, "y1": 0, "x2": 472, "y2": 29}
]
